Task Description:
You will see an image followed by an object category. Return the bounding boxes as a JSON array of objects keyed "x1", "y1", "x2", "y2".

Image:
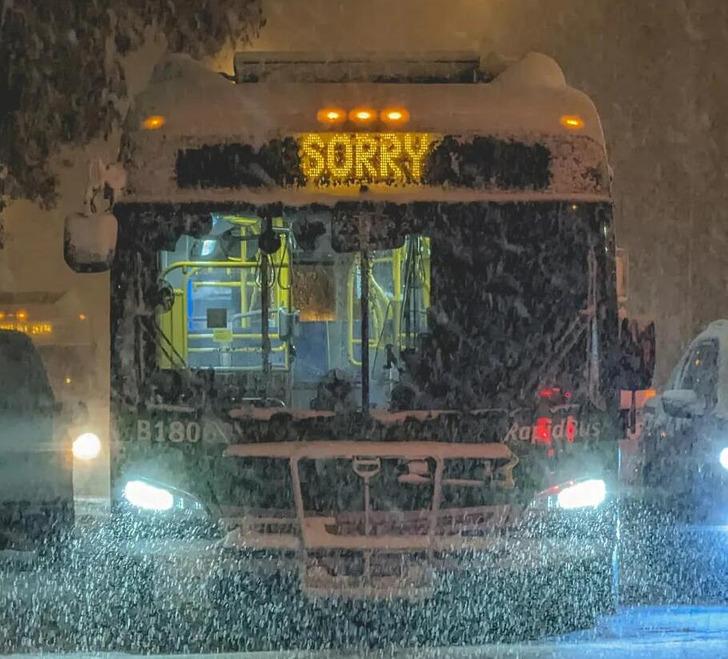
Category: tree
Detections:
[{"x1": 0, "y1": 0, "x2": 264, "y2": 238}]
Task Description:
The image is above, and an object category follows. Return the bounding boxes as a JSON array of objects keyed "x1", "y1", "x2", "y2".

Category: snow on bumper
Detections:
[
  {"x1": 215, "y1": 529, "x2": 613, "y2": 601},
  {"x1": 218, "y1": 440, "x2": 614, "y2": 599}
]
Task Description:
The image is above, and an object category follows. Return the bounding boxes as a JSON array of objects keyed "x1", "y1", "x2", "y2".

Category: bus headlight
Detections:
[
  {"x1": 72, "y1": 432, "x2": 101, "y2": 461},
  {"x1": 123, "y1": 480, "x2": 174, "y2": 512},
  {"x1": 532, "y1": 478, "x2": 607, "y2": 511},
  {"x1": 720, "y1": 447, "x2": 728, "y2": 471},
  {"x1": 556, "y1": 479, "x2": 607, "y2": 510}
]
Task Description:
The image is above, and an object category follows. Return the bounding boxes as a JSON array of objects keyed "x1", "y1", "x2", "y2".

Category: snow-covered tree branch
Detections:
[{"x1": 0, "y1": 0, "x2": 264, "y2": 221}]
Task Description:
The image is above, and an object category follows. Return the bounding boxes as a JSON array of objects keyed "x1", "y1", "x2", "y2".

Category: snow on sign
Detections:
[{"x1": 298, "y1": 132, "x2": 435, "y2": 184}]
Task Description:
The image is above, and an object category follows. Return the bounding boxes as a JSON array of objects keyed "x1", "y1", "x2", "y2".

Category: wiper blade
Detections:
[{"x1": 140, "y1": 318, "x2": 188, "y2": 370}]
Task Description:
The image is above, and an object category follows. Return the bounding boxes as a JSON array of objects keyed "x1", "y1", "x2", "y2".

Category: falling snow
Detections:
[{"x1": 3, "y1": 2, "x2": 728, "y2": 656}]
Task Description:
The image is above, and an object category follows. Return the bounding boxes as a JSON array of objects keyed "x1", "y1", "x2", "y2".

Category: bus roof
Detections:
[
  {"x1": 119, "y1": 52, "x2": 610, "y2": 209},
  {"x1": 232, "y1": 51, "x2": 487, "y2": 83}
]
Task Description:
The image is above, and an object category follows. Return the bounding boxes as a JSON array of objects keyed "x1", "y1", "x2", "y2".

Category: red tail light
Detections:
[
  {"x1": 537, "y1": 386, "x2": 573, "y2": 402},
  {"x1": 538, "y1": 387, "x2": 560, "y2": 399},
  {"x1": 566, "y1": 415, "x2": 577, "y2": 443},
  {"x1": 533, "y1": 416, "x2": 553, "y2": 445}
]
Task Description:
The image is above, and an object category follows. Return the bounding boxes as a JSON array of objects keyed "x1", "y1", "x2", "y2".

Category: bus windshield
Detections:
[{"x1": 114, "y1": 201, "x2": 612, "y2": 415}]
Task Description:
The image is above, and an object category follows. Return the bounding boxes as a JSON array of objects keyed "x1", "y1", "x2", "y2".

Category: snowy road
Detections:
[
  {"x1": 2, "y1": 607, "x2": 728, "y2": 657},
  {"x1": 1, "y1": 514, "x2": 727, "y2": 656},
  {"x1": 275, "y1": 607, "x2": 728, "y2": 657},
  {"x1": 280, "y1": 608, "x2": 728, "y2": 657},
  {"x1": 242, "y1": 607, "x2": 728, "y2": 657}
]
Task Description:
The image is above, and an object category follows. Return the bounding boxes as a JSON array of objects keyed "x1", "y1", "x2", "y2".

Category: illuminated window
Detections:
[
  {"x1": 157, "y1": 215, "x2": 291, "y2": 371},
  {"x1": 348, "y1": 236, "x2": 431, "y2": 366},
  {"x1": 201, "y1": 240, "x2": 217, "y2": 257}
]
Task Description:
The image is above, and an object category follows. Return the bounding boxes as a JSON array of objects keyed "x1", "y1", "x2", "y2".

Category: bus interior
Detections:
[
  {"x1": 153, "y1": 202, "x2": 603, "y2": 414},
  {"x1": 157, "y1": 213, "x2": 431, "y2": 411}
]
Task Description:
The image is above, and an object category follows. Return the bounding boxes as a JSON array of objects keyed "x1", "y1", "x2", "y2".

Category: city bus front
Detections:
[{"x1": 68, "y1": 53, "x2": 623, "y2": 621}]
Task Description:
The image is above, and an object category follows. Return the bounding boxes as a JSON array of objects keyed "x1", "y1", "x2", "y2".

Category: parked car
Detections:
[
  {"x1": 0, "y1": 330, "x2": 74, "y2": 553},
  {"x1": 642, "y1": 320, "x2": 728, "y2": 522}
]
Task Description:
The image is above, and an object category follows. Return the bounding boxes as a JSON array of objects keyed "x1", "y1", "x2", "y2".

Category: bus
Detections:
[{"x1": 64, "y1": 51, "x2": 647, "y2": 638}]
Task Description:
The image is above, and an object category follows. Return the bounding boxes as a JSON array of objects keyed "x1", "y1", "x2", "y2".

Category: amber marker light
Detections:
[
  {"x1": 316, "y1": 107, "x2": 347, "y2": 125},
  {"x1": 142, "y1": 115, "x2": 166, "y2": 130},
  {"x1": 560, "y1": 114, "x2": 585, "y2": 130},
  {"x1": 349, "y1": 107, "x2": 376, "y2": 124},
  {"x1": 381, "y1": 107, "x2": 410, "y2": 125}
]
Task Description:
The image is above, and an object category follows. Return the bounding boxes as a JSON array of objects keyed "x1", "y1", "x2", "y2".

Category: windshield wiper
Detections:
[{"x1": 141, "y1": 317, "x2": 188, "y2": 370}]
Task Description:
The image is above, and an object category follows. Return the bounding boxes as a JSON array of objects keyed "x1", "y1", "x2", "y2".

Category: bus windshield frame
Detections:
[{"x1": 111, "y1": 199, "x2": 617, "y2": 418}]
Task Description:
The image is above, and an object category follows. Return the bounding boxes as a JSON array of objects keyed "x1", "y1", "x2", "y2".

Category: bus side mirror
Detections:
[{"x1": 64, "y1": 212, "x2": 118, "y2": 272}]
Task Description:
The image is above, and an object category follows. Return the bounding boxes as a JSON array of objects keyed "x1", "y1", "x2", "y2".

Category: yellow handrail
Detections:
[
  {"x1": 159, "y1": 252, "x2": 292, "y2": 369},
  {"x1": 161, "y1": 260, "x2": 256, "y2": 279},
  {"x1": 345, "y1": 237, "x2": 431, "y2": 366},
  {"x1": 187, "y1": 345, "x2": 286, "y2": 353}
]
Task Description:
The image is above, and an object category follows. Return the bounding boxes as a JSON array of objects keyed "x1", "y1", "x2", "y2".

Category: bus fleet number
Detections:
[{"x1": 136, "y1": 419, "x2": 201, "y2": 443}]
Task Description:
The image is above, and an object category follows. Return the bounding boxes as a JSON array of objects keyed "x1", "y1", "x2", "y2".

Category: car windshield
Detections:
[{"x1": 0, "y1": 332, "x2": 54, "y2": 411}]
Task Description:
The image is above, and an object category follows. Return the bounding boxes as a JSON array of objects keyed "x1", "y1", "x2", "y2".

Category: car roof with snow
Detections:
[
  {"x1": 690, "y1": 319, "x2": 728, "y2": 346},
  {"x1": 652, "y1": 319, "x2": 728, "y2": 420}
]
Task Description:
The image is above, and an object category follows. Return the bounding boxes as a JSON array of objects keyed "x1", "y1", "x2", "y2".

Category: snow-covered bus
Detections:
[{"x1": 65, "y1": 52, "x2": 645, "y2": 637}]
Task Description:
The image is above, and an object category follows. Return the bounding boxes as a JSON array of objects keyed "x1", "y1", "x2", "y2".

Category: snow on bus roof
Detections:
[
  {"x1": 120, "y1": 52, "x2": 609, "y2": 206},
  {"x1": 132, "y1": 51, "x2": 604, "y2": 146},
  {"x1": 232, "y1": 50, "x2": 486, "y2": 83}
]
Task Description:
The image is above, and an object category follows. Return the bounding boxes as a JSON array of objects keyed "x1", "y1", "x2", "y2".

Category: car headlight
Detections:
[
  {"x1": 72, "y1": 432, "x2": 101, "y2": 460},
  {"x1": 532, "y1": 478, "x2": 607, "y2": 510},
  {"x1": 720, "y1": 447, "x2": 728, "y2": 471},
  {"x1": 123, "y1": 480, "x2": 174, "y2": 512}
]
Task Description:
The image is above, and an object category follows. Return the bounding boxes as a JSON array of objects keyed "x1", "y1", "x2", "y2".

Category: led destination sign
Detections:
[
  {"x1": 174, "y1": 134, "x2": 554, "y2": 191},
  {"x1": 298, "y1": 132, "x2": 435, "y2": 184}
]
